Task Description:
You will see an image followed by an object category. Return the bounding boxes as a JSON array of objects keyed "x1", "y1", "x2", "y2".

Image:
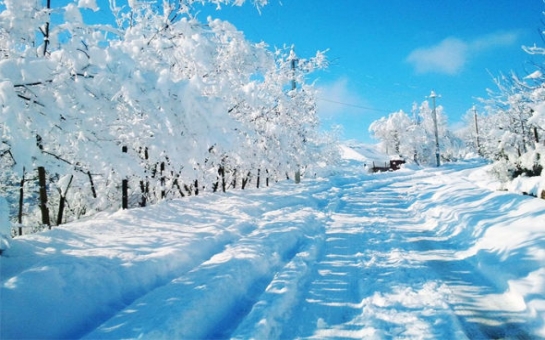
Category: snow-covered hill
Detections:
[{"x1": 2, "y1": 145, "x2": 545, "y2": 339}]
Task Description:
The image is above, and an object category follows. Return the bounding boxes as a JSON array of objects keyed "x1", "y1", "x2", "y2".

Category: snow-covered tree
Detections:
[
  {"x1": 369, "y1": 100, "x2": 461, "y2": 165},
  {"x1": 0, "y1": 0, "x2": 335, "y2": 231},
  {"x1": 368, "y1": 110, "x2": 410, "y2": 156},
  {"x1": 471, "y1": 69, "x2": 545, "y2": 180}
]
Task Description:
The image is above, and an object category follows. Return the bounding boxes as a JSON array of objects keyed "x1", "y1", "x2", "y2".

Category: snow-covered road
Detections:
[
  {"x1": 280, "y1": 167, "x2": 533, "y2": 339},
  {"x1": 2, "y1": 160, "x2": 545, "y2": 339}
]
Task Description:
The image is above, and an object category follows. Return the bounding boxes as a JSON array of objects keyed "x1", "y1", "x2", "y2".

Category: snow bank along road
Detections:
[{"x1": 2, "y1": 161, "x2": 545, "y2": 339}]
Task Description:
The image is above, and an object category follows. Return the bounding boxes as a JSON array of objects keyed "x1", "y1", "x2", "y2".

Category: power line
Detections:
[
  {"x1": 316, "y1": 97, "x2": 392, "y2": 113},
  {"x1": 317, "y1": 95, "x2": 476, "y2": 115}
]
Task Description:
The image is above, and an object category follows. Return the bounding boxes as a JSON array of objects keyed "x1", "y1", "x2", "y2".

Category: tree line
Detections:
[
  {"x1": 369, "y1": 99, "x2": 463, "y2": 166},
  {"x1": 0, "y1": 0, "x2": 339, "y2": 235}
]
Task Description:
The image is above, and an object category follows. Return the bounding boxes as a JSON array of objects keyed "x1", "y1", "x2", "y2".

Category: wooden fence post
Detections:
[
  {"x1": 122, "y1": 146, "x2": 128, "y2": 210},
  {"x1": 37, "y1": 166, "x2": 51, "y2": 228}
]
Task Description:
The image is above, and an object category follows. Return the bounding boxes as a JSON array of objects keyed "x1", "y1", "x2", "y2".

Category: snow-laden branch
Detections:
[{"x1": 0, "y1": 0, "x2": 337, "y2": 228}]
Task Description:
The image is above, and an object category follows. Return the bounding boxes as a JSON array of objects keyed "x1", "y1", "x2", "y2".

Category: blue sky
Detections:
[{"x1": 194, "y1": 0, "x2": 545, "y2": 143}]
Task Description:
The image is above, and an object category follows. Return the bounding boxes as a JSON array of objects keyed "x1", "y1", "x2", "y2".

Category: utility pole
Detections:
[
  {"x1": 42, "y1": 0, "x2": 51, "y2": 56},
  {"x1": 473, "y1": 105, "x2": 482, "y2": 156},
  {"x1": 411, "y1": 102, "x2": 419, "y2": 164},
  {"x1": 430, "y1": 91, "x2": 440, "y2": 167}
]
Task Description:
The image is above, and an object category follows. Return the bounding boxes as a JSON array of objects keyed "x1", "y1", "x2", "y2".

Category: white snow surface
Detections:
[
  {"x1": 2, "y1": 146, "x2": 545, "y2": 339},
  {"x1": 0, "y1": 196, "x2": 10, "y2": 252}
]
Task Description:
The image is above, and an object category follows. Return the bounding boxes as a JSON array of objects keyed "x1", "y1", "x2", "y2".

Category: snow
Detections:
[
  {"x1": 2, "y1": 145, "x2": 545, "y2": 339},
  {"x1": 525, "y1": 70, "x2": 543, "y2": 80},
  {"x1": 77, "y1": 0, "x2": 99, "y2": 11},
  {"x1": 0, "y1": 196, "x2": 10, "y2": 252},
  {"x1": 340, "y1": 141, "x2": 394, "y2": 172},
  {"x1": 340, "y1": 141, "x2": 391, "y2": 164}
]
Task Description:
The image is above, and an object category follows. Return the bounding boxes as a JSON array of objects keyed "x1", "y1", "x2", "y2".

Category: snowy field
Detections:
[{"x1": 2, "y1": 146, "x2": 545, "y2": 339}]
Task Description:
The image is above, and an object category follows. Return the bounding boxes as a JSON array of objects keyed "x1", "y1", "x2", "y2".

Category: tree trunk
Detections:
[
  {"x1": 56, "y1": 175, "x2": 73, "y2": 225},
  {"x1": 87, "y1": 171, "x2": 97, "y2": 198},
  {"x1": 160, "y1": 162, "x2": 166, "y2": 199},
  {"x1": 241, "y1": 171, "x2": 251, "y2": 190},
  {"x1": 18, "y1": 168, "x2": 24, "y2": 225},
  {"x1": 122, "y1": 146, "x2": 128, "y2": 209},
  {"x1": 173, "y1": 177, "x2": 185, "y2": 198},
  {"x1": 220, "y1": 165, "x2": 226, "y2": 193},
  {"x1": 139, "y1": 180, "x2": 148, "y2": 207},
  {"x1": 122, "y1": 180, "x2": 128, "y2": 209},
  {"x1": 37, "y1": 166, "x2": 51, "y2": 228},
  {"x1": 57, "y1": 196, "x2": 65, "y2": 225}
]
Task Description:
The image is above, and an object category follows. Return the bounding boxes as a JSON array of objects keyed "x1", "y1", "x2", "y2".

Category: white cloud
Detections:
[
  {"x1": 406, "y1": 37, "x2": 468, "y2": 75},
  {"x1": 406, "y1": 31, "x2": 520, "y2": 75},
  {"x1": 316, "y1": 77, "x2": 369, "y2": 119},
  {"x1": 470, "y1": 31, "x2": 519, "y2": 51},
  {"x1": 78, "y1": 0, "x2": 99, "y2": 11}
]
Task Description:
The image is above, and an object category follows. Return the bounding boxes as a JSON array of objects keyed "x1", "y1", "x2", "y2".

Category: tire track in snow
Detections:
[
  {"x1": 79, "y1": 164, "x2": 536, "y2": 339},
  {"x1": 83, "y1": 186, "x2": 328, "y2": 339},
  {"x1": 279, "y1": 172, "x2": 459, "y2": 339},
  {"x1": 227, "y1": 172, "x2": 436, "y2": 339},
  {"x1": 229, "y1": 234, "x2": 325, "y2": 339},
  {"x1": 279, "y1": 168, "x2": 524, "y2": 339},
  {"x1": 75, "y1": 180, "x2": 333, "y2": 339}
]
